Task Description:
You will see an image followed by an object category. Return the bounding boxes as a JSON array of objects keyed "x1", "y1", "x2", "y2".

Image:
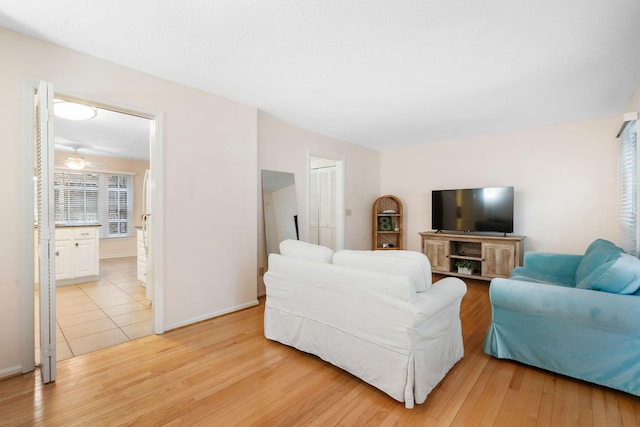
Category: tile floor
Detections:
[{"x1": 35, "y1": 256, "x2": 152, "y2": 362}]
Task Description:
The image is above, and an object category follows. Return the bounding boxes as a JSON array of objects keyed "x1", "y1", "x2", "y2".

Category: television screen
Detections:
[{"x1": 432, "y1": 186, "x2": 514, "y2": 233}]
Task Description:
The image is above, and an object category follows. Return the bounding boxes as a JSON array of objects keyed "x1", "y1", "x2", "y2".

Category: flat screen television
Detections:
[{"x1": 432, "y1": 186, "x2": 514, "y2": 234}]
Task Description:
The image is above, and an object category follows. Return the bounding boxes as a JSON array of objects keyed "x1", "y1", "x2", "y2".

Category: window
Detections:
[
  {"x1": 619, "y1": 118, "x2": 638, "y2": 256},
  {"x1": 54, "y1": 169, "x2": 134, "y2": 238},
  {"x1": 105, "y1": 174, "x2": 133, "y2": 238}
]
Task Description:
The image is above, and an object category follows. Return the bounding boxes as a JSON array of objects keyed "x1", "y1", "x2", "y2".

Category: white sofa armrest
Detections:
[{"x1": 412, "y1": 277, "x2": 467, "y2": 319}]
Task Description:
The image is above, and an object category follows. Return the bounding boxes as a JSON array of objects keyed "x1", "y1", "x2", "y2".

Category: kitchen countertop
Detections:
[{"x1": 55, "y1": 224, "x2": 102, "y2": 228}]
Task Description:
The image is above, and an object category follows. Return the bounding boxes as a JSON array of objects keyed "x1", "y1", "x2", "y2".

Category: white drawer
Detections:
[
  {"x1": 73, "y1": 227, "x2": 97, "y2": 240},
  {"x1": 55, "y1": 228, "x2": 73, "y2": 240}
]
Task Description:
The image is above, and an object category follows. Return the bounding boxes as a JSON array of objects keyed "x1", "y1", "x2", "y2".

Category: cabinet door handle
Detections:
[
  {"x1": 55, "y1": 251, "x2": 59, "y2": 257},
  {"x1": 75, "y1": 243, "x2": 79, "y2": 247}
]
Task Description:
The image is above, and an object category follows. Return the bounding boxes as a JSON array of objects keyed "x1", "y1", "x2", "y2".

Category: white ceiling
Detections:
[
  {"x1": 53, "y1": 102, "x2": 151, "y2": 161},
  {"x1": 2, "y1": 0, "x2": 640, "y2": 153}
]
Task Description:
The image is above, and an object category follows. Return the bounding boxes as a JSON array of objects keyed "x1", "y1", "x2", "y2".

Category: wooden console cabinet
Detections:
[{"x1": 419, "y1": 231, "x2": 525, "y2": 281}]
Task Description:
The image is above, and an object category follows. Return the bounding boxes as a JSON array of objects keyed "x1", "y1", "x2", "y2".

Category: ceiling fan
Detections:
[
  {"x1": 64, "y1": 148, "x2": 87, "y2": 170},
  {"x1": 54, "y1": 144, "x2": 103, "y2": 170}
]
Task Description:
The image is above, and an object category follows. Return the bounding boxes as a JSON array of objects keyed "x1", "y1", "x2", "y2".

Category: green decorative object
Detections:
[{"x1": 378, "y1": 216, "x2": 393, "y2": 231}]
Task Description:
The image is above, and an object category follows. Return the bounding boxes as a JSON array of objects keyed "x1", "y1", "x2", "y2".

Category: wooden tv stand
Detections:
[{"x1": 419, "y1": 231, "x2": 525, "y2": 281}]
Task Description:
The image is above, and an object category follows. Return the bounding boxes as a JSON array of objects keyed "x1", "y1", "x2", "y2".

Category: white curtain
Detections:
[{"x1": 619, "y1": 119, "x2": 638, "y2": 255}]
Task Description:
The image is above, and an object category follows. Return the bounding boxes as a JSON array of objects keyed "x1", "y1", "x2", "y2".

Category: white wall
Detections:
[
  {"x1": 258, "y1": 113, "x2": 381, "y2": 294},
  {"x1": 381, "y1": 115, "x2": 621, "y2": 255},
  {"x1": 625, "y1": 82, "x2": 640, "y2": 113},
  {"x1": 0, "y1": 27, "x2": 258, "y2": 377}
]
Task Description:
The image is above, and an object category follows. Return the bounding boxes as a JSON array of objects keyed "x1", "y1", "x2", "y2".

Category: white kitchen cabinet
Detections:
[
  {"x1": 54, "y1": 229, "x2": 73, "y2": 281},
  {"x1": 55, "y1": 226, "x2": 100, "y2": 285},
  {"x1": 72, "y1": 227, "x2": 98, "y2": 278}
]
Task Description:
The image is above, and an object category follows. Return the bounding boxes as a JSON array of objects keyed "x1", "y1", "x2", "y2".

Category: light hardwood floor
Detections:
[{"x1": 2, "y1": 277, "x2": 639, "y2": 426}]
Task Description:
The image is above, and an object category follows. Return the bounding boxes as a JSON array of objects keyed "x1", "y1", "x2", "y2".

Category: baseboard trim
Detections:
[
  {"x1": 99, "y1": 252, "x2": 137, "y2": 260},
  {"x1": 165, "y1": 300, "x2": 259, "y2": 332},
  {"x1": 0, "y1": 365, "x2": 23, "y2": 380},
  {"x1": 56, "y1": 275, "x2": 100, "y2": 286}
]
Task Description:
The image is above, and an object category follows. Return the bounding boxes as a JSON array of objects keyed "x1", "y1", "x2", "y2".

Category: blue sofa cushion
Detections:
[
  {"x1": 574, "y1": 239, "x2": 623, "y2": 285},
  {"x1": 510, "y1": 270, "x2": 576, "y2": 287},
  {"x1": 511, "y1": 252, "x2": 583, "y2": 287},
  {"x1": 576, "y1": 253, "x2": 640, "y2": 294}
]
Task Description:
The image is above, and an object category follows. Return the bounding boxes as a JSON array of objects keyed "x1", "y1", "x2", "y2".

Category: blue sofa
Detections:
[{"x1": 484, "y1": 239, "x2": 640, "y2": 396}]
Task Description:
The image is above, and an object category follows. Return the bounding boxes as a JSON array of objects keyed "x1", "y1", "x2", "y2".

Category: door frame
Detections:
[{"x1": 20, "y1": 82, "x2": 165, "y2": 373}]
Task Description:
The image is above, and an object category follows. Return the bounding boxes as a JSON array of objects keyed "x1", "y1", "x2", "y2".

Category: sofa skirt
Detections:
[{"x1": 264, "y1": 305, "x2": 464, "y2": 408}]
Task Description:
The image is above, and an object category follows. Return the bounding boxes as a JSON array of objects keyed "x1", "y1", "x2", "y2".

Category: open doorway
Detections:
[{"x1": 30, "y1": 89, "x2": 163, "y2": 371}]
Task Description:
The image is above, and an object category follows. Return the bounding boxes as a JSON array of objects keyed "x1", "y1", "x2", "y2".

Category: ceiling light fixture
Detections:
[{"x1": 54, "y1": 100, "x2": 97, "y2": 121}]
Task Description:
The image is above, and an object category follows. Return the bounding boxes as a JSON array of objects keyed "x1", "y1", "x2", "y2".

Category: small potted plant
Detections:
[{"x1": 455, "y1": 259, "x2": 476, "y2": 275}]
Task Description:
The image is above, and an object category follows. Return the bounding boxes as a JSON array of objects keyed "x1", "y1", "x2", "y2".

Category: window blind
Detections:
[
  {"x1": 54, "y1": 171, "x2": 99, "y2": 224},
  {"x1": 100, "y1": 173, "x2": 133, "y2": 238},
  {"x1": 619, "y1": 119, "x2": 638, "y2": 256}
]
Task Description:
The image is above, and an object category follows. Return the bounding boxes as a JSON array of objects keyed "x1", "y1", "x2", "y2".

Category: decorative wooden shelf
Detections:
[{"x1": 372, "y1": 195, "x2": 403, "y2": 250}]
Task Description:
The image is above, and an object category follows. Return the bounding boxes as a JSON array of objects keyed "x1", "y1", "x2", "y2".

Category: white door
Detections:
[
  {"x1": 309, "y1": 164, "x2": 337, "y2": 249},
  {"x1": 317, "y1": 166, "x2": 336, "y2": 248},
  {"x1": 35, "y1": 81, "x2": 56, "y2": 383},
  {"x1": 309, "y1": 169, "x2": 320, "y2": 245}
]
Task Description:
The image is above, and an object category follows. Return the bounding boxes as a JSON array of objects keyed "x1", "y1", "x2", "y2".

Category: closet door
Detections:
[
  {"x1": 309, "y1": 166, "x2": 336, "y2": 249},
  {"x1": 309, "y1": 169, "x2": 320, "y2": 245},
  {"x1": 35, "y1": 81, "x2": 56, "y2": 383},
  {"x1": 317, "y1": 167, "x2": 336, "y2": 249}
]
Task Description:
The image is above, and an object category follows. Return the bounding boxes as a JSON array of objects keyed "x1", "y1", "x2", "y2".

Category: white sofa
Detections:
[{"x1": 263, "y1": 240, "x2": 467, "y2": 408}]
